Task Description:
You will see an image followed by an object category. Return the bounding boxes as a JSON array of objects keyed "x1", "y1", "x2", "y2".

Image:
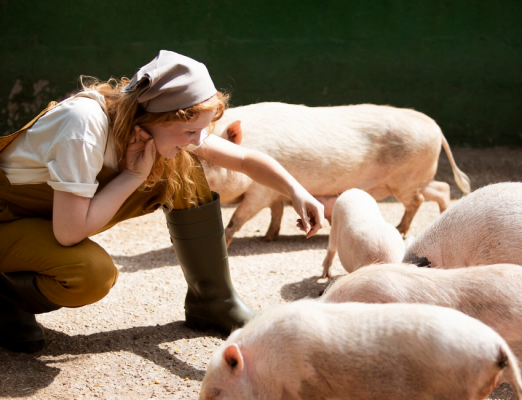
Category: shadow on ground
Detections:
[
  {"x1": 113, "y1": 234, "x2": 330, "y2": 273},
  {"x1": 279, "y1": 275, "x2": 339, "y2": 302},
  {"x1": 0, "y1": 321, "x2": 225, "y2": 397}
]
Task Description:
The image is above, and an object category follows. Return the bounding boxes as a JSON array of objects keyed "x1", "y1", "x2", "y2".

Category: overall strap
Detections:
[{"x1": 0, "y1": 101, "x2": 58, "y2": 153}]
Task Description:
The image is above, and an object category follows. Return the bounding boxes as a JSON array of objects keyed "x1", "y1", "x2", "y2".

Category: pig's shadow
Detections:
[
  {"x1": 112, "y1": 234, "x2": 329, "y2": 273},
  {"x1": 0, "y1": 321, "x2": 224, "y2": 397},
  {"x1": 280, "y1": 275, "x2": 341, "y2": 302}
]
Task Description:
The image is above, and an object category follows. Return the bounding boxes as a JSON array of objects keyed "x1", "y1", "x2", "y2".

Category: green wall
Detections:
[{"x1": 2, "y1": 0, "x2": 521, "y2": 146}]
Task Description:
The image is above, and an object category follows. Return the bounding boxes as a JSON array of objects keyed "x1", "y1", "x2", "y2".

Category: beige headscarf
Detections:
[{"x1": 122, "y1": 50, "x2": 217, "y2": 112}]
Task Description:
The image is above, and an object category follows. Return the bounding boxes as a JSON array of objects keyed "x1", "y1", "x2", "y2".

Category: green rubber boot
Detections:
[
  {"x1": 0, "y1": 272, "x2": 61, "y2": 353},
  {"x1": 164, "y1": 192, "x2": 256, "y2": 334}
]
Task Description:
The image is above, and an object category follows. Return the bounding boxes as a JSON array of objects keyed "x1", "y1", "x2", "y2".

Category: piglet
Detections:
[
  {"x1": 322, "y1": 188, "x2": 404, "y2": 278},
  {"x1": 403, "y1": 182, "x2": 522, "y2": 268},
  {"x1": 199, "y1": 300, "x2": 522, "y2": 400}
]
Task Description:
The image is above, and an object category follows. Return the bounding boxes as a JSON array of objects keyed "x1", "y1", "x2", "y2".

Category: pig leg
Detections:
[
  {"x1": 224, "y1": 188, "x2": 279, "y2": 246},
  {"x1": 261, "y1": 201, "x2": 285, "y2": 242},
  {"x1": 322, "y1": 248, "x2": 337, "y2": 279},
  {"x1": 420, "y1": 180, "x2": 451, "y2": 213},
  {"x1": 322, "y1": 223, "x2": 338, "y2": 279},
  {"x1": 394, "y1": 190, "x2": 425, "y2": 235}
]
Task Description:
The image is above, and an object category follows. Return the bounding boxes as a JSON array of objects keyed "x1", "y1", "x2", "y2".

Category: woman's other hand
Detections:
[
  {"x1": 123, "y1": 126, "x2": 156, "y2": 181},
  {"x1": 292, "y1": 188, "x2": 325, "y2": 238},
  {"x1": 53, "y1": 126, "x2": 157, "y2": 246}
]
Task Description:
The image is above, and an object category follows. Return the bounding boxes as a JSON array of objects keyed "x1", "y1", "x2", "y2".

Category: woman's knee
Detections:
[{"x1": 37, "y1": 240, "x2": 119, "y2": 307}]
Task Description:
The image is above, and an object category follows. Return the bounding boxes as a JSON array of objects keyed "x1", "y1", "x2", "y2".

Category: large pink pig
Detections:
[
  {"x1": 201, "y1": 102, "x2": 470, "y2": 246},
  {"x1": 403, "y1": 182, "x2": 522, "y2": 268},
  {"x1": 199, "y1": 300, "x2": 522, "y2": 400}
]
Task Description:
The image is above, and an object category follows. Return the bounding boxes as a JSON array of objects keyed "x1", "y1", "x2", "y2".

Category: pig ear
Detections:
[
  {"x1": 223, "y1": 343, "x2": 244, "y2": 375},
  {"x1": 226, "y1": 121, "x2": 242, "y2": 145}
]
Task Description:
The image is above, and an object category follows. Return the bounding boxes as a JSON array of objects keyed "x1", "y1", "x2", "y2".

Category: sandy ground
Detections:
[{"x1": 1, "y1": 147, "x2": 522, "y2": 400}]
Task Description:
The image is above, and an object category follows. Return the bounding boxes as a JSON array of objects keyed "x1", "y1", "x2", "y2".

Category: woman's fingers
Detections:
[
  {"x1": 137, "y1": 126, "x2": 152, "y2": 141},
  {"x1": 143, "y1": 138, "x2": 156, "y2": 166},
  {"x1": 130, "y1": 126, "x2": 151, "y2": 147},
  {"x1": 296, "y1": 219, "x2": 307, "y2": 232},
  {"x1": 301, "y1": 214, "x2": 311, "y2": 233},
  {"x1": 296, "y1": 204, "x2": 325, "y2": 238},
  {"x1": 123, "y1": 126, "x2": 156, "y2": 181},
  {"x1": 306, "y1": 212, "x2": 322, "y2": 238}
]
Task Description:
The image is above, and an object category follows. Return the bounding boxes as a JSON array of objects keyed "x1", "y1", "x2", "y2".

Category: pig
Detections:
[
  {"x1": 199, "y1": 300, "x2": 522, "y2": 400},
  {"x1": 403, "y1": 182, "x2": 522, "y2": 268},
  {"x1": 201, "y1": 102, "x2": 471, "y2": 246},
  {"x1": 321, "y1": 262, "x2": 522, "y2": 388},
  {"x1": 322, "y1": 188, "x2": 404, "y2": 278}
]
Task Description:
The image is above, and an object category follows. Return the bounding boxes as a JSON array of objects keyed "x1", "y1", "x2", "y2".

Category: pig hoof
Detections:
[{"x1": 261, "y1": 228, "x2": 280, "y2": 242}]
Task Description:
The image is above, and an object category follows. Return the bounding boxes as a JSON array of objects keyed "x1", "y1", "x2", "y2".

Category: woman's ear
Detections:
[
  {"x1": 223, "y1": 343, "x2": 244, "y2": 376},
  {"x1": 226, "y1": 121, "x2": 242, "y2": 145}
]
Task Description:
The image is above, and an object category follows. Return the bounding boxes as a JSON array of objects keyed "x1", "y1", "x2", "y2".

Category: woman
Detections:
[{"x1": 0, "y1": 50, "x2": 324, "y2": 353}]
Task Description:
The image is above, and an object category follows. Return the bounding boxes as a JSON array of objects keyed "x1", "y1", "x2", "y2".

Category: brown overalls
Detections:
[{"x1": 0, "y1": 100, "x2": 213, "y2": 307}]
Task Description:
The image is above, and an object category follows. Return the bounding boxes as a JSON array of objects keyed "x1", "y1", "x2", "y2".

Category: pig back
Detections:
[
  {"x1": 216, "y1": 102, "x2": 442, "y2": 195},
  {"x1": 322, "y1": 263, "x2": 522, "y2": 337},
  {"x1": 331, "y1": 189, "x2": 405, "y2": 271},
  {"x1": 332, "y1": 188, "x2": 383, "y2": 224}
]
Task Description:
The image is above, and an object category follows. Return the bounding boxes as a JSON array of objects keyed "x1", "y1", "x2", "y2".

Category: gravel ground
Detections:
[{"x1": 1, "y1": 147, "x2": 522, "y2": 400}]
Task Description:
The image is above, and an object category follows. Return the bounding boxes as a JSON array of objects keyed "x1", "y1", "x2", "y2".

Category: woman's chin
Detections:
[{"x1": 162, "y1": 147, "x2": 184, "y2": 159}]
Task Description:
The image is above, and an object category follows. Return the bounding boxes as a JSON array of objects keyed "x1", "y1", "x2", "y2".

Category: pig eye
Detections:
[{"x1": 210, "y1": 388, "x2": 222, "y2": 398}]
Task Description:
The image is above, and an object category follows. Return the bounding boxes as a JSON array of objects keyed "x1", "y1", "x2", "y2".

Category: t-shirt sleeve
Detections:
[{"x1": 44, "y1": 98, "x2": 109, "y2": 197}]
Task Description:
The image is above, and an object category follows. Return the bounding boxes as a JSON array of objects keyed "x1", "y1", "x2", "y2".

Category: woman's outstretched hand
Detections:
[
  {"x1": 292, "y1": 189, "x2": 325, "y2": 238},
  {"x1": 123, "y1": 125, "x2": 156, "y2": 181}
]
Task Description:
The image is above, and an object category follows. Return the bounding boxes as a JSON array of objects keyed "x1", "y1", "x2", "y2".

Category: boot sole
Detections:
[{"x1": 185, "y1": 313, "x2": 228, "y2": 334}]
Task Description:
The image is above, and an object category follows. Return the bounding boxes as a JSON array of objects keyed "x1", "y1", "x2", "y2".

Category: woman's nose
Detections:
[{"x1": 190, "y1": 132, "x2": 202, "y2": 147}]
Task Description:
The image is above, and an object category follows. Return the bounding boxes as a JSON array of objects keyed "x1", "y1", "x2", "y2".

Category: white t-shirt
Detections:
[
  {"x1": 0, "y1": 91, "x2": 116, "y2": 197},
  {"x1": 0, "y1": 91, "x2": 207, "y2": 198}
]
